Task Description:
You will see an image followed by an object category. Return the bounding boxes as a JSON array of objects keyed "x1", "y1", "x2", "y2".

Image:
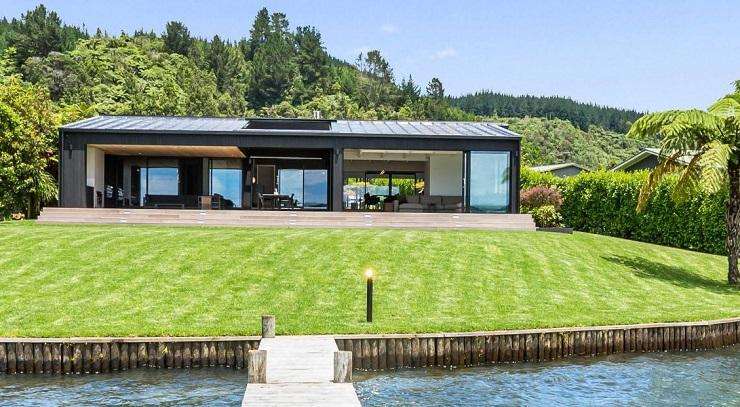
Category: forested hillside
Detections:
[
  {"x1": 0, "y1": 4, "x2": 653, "y2": 217},
  {"x1": 450, "y1": 91, "x2": 643, "y2": 133}
]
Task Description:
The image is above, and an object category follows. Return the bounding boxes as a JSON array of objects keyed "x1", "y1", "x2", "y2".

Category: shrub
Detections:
[
  {"x1": 531, "y1": 205, "x2": 563, "y2": 228},
  {"x1": 521, "y1": 186, "x2": 563, "y2": 212},
  {"x1": 521, "y1": 168, "x2": 727, "y2": 255}
]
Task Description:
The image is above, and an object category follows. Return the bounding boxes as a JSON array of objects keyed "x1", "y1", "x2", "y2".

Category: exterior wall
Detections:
[
  {"x1": 429, "y1": 153, "x2": 463, "y2": 196},
  {"x1": 58, "y1": 130, "x2": 521, "y2": 212},
  {"x1": 85, "y1": 146, "x2": 105, "y2": 207},
  {"x1": 625, "y1": 155, "x2": 659, "y2": 172}
]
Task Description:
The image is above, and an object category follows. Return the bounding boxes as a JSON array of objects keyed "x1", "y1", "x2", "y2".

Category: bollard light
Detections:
[{"x1": 365, "y1": 269, "x2": 374, "y2": 322}]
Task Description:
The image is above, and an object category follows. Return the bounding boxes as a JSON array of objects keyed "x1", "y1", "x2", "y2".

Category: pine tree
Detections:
[
  {"x1": 426, "y1": 77, "x2": 444, "y2": 99},
  {"x1": 163, "y1": 21, "x2": 192, "y2": 56},
  {"x1": 294, "y1": 26, "x2": 328, "y2": 99},
  {"x1": 401, "y1": 75, "x2": 420, "y2": 102},
  {"x1": 246, "y1": 7, "x2": 270, "y2": 60},
  {"x1": 9, "y1": 5, "x2": 86, "y2": 66}
]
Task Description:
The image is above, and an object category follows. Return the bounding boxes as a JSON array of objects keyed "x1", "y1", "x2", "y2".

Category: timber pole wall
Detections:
[
  {"x1": 0, "y1": 337, "x2": 260, "y2": 375},
  {"x1": 335, "y1": 318, "x2": 740, "y2": 371}
]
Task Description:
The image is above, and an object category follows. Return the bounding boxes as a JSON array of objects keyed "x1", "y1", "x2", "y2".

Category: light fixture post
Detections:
[{"x1": 365, "y1": 269, "x2": 374, "y2": 323}]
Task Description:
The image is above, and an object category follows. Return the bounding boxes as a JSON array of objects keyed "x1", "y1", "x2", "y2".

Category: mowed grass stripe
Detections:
[{"x1": 0, "y1": 222, "x2": 736, "y2": 337}]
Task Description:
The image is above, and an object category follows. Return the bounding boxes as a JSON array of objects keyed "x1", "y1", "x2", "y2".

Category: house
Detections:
[
  {"x1": 530, "y1": 163, "x2": 588, "y2": 178},
  {"x1": 611, "y1": 147, "x2": 694, "y2": 172},
  {"x1": 58, "y1": 116, "x2": 522, "y2": 214}
]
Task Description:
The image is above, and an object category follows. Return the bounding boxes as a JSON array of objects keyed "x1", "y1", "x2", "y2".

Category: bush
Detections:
[
  {"x1": 531, "y1": 205, "x2": 563, "y2": 228},
  {"x1": 521, "y1": 186, "x2": 563, "y2": 212},
  {"x1": 521, "y1": 168, "x2": 727, "y2": 255}
]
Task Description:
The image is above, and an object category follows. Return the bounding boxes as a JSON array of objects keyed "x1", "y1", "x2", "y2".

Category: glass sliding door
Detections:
[
  {"x1": 303, "y1": 169, "x2": 328, "y2": 209},
  {"x1": 140, "y1": 158, "x2": 180, "y2": 206},
  {"x1": 278, "y1": 169, "x2": 303, "y2": 208},
  {"x1": 468, "y1": 151, "x2": 510, "y2": 213},
  {"x1": 210, "y1": 158, "x2": 243, "y2": 209},
  {"x1": 277, "y1": 168, "x2": 328, "y2": 210}
]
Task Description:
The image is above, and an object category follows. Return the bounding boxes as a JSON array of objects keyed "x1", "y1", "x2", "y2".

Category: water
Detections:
[
  {"x1": 0, "y1": 348, "x2": 736, "y2": 406},
  {"x1": 355, "y1": 347, "x2": 740, "y2": 406},
  {"x1": 0, "y1": 368, "x2": 247, "y2": 406}
]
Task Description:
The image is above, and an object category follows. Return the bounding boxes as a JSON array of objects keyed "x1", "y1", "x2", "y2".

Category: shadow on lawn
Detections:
[{"x1": 602, "y1": 255, "x2": 736, "y2": 294}]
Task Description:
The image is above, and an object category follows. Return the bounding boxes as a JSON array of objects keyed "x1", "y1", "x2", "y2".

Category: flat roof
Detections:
[{"x1": 61, "y1": 115, "x2": 520, "y2": 139}]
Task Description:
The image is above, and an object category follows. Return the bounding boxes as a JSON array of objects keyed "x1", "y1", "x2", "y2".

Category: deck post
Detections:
[
  {"x1": 247, "y1": 350, "x2": 267, "y2": 383},
  {"x1": 261, "y1": 315, "x2": 276, "y2": 338},
  {"x1": 333, "y1": 351, "x2": 353, "y2": 383}
]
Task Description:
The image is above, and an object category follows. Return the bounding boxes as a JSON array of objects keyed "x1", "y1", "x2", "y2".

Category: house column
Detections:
[
  {"x1": 331, "y1": 148, "x2": 343, "y2": 211},
  {"x1": 59, "y1": 134, "x2": 88, "y2": 208}
]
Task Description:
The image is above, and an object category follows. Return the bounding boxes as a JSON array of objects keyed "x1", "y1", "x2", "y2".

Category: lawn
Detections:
[{"x1": 0, "y1": 222, "x2": 737, "y2": 337}]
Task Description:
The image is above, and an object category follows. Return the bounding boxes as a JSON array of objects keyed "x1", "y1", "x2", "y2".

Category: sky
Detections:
[{"x1": 3, "y1": 0, "x2": 739, "y2": 112}]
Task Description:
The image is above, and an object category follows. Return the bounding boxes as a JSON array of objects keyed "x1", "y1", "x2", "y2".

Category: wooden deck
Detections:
[
  {"x1": 37, "y1": 208, "x2": 536, "y2": 230},
  {"x1": 241, "y1": 336, "x2": 360, "y2": 406}
]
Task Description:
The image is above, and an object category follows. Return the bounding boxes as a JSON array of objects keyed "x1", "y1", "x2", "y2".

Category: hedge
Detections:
[{"x1": 521, "y1": 167, "x2": 728, "y2": 255}]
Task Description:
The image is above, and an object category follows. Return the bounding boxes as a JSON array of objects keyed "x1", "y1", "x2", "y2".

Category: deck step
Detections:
[{"x1": 37, "y1": 208, "x2": 536, "y2": 231}]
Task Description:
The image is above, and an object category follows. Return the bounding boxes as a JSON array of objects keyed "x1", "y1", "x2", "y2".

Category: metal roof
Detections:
[
  {"x1": 530, "y1": 163, "x2": 589, "y2": 172},
  {"x1": 62, "y1": 115, "x2": 520, "y2": 139},
  {"x1": 611, "y1": 147, "x2": 695, "y2": 171}
]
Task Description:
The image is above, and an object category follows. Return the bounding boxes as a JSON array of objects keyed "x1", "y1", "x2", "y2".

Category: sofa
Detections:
[{"x1": 398, "y1": 195, "x2": 463, "y2": 212}]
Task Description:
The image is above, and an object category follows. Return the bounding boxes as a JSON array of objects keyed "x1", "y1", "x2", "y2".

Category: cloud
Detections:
[
  {"x1": 380, "y1": 24, "x2": 398, "y2": 34},
  {"x1": 431, "y1": 47, "x2": 458, "y2": 60}
]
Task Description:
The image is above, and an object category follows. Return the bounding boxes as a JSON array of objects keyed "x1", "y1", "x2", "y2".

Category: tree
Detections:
[
  {"x1": 8, "y1": 5, "x2": 86, "y2": 67},
  {"x1": 293, "y1": 26, "x2": 328, "y2": 100},
  {"x1": 246, "y1": 7, "x2": 270, "y2": 60},
  {"x1": 163, "y1": 21, "x2": 192, "y2": 56},
  {"x1": 400, "y1": 75, "x2": 420, "y2": 103},
  {"x1": 426, "y1": 77, "x2": 444, "y2": 99},
  {"x1": 627, "y1": 85, "x2": 740, "y2": 285},
  {"x1": 248, "y1": 13, "x2": 295, "y2": 108},
  {"x1": 0, "y1": 76, "x2": 58, "y2": 218}
]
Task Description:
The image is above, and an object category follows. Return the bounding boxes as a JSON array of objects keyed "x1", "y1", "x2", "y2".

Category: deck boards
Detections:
[
  {"x1": 37, "y1": 208, "x2": 536, "y2": 230},
  {"x1": 241, "y1": 336, "x2": 360, "y2": 406}
]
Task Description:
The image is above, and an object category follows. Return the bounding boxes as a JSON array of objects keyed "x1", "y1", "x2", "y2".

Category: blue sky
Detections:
[{"x1": 3, "y1": 0, "x2": 739, "y2": 112}]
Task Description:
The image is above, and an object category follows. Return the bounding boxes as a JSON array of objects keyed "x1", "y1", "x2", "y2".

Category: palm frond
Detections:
[
  {"x1": 698, "y1": 141, "x2": 731, "y2": 194},
  {"x1": 627, "y1": 110, "x2": 681, "y2": 139},
  {"x1": 671, "y1": 152, "x2": 703, "y2": 203},
  {"x1": 637, "y1": 151, "x2": 684, "y2": 212},
  {"x1": 708, "y1": 96, "x2": 740, "y2": 120}
]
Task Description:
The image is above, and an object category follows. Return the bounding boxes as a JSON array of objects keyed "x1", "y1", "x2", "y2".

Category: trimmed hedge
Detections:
[{"x1": 521, "y1": 167, "x2": 728, "y2": 255}]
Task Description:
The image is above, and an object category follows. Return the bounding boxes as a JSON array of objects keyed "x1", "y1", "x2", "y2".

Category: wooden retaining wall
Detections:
[
  {"x1": 335, "y1": 318, "x2": 740, "y2": 371},
  {"x1": 0, "y1": 337, "x2": 260, "y2": 375}
]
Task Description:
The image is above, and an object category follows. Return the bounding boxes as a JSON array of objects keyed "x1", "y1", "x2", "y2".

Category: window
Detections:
[
  {"x1": 210, "y1": 159, "x2": 243, "y2": 209},
  {"x1": 140, "y1": 167, "x2": 179, "y2": 205},
  {"x1": 468, "y1": 151, "x2": 510, "y2": 213},
  {"x1": 277, "y1": 168, "x2": 328, "y2": 210}
]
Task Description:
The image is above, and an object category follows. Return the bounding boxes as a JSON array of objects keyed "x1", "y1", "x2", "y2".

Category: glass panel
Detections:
[
  {"x1": 469, "y1": 151, "x2": 510, "y2": 213},
  {"x1": 278, "y1": 169, "x2": 303, "y2": 208},
  {"x1": 141, "y1": 167, "x2": 179, "y2": 198},
  {"x1": 303, "y1": 170, "x2": 328, "y2": 209},
  {"x1": 210, "y1": 159, "x2": 242, "y2": 209}
]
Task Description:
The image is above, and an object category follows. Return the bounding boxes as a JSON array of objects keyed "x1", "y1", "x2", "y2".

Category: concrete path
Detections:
[{"x1": 241, "y1": 336, "x2": 361, "y2": 406}]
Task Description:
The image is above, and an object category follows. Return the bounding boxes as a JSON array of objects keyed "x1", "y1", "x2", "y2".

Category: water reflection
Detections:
[
  {"x1": 0, "y1": 368, "x2": 247, "y2": 406},
  {"x1": 354, "y1": 347, "x2": 739, "y2": 406}
]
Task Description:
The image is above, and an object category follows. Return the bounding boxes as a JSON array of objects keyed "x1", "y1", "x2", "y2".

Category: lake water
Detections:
[
  {"x1": 0, "y1": 347, "x2": 736, "y2": 406},
  {"x1": 355, "y1": 346, "x2": 739, "y2": 406}
]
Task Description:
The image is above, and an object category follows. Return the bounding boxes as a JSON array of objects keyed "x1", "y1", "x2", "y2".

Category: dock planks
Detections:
[{"x1": 241, "y1": 336, "x2": 360, "y2": 406}]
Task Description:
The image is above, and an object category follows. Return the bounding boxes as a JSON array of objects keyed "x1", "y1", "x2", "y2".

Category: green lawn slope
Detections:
[{"x1": 0, "y1": 222, "x2": 736, "y2": 337}]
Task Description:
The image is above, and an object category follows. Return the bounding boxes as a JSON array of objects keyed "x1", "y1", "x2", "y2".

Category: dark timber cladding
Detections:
[{"x1": 59, "y1": 116, "x2": 521, "y2": 211}]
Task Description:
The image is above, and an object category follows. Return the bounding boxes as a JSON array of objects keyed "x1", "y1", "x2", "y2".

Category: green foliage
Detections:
[
  {"x1": 506, "y1": 116, "x2": 650, "y2": 169},
  {"x1": 163, "y1": 21, "x2": 192, "y2": 56},
  {"x1": 450, "y1": 91, "x2": 643, "y2": 133},
  {"x1": 530, "y1": 205, "x2": 563, "y2": 228},
  {"x1": 0, "y1": 76, "x2": 58, "y2": 218},
  {"x1": 5, "y1": 5, "x2": 87, "y2": 67},
  {"x1": 522, "y1": 169, "x2": 727, "y2": 255}
]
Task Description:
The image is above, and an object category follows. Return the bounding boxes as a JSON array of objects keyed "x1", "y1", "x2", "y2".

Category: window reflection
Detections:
[
  {"x1": 140, "y1": 167, "x2": 179, "y2": 206},
  {"x1": 210, "y1": 159, "x2": 243, "y2": 209},
  {"x1": 469, "y1": 151, "x2": 510, "y2": 213},
  {"x1": 277, "y1": 169, "x2": 328, "y2": 209}
]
